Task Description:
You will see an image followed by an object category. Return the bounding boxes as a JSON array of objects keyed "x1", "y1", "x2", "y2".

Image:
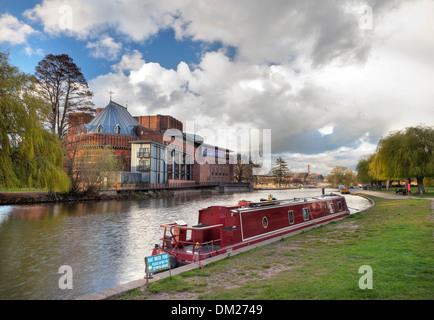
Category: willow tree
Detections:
[
  {"x1": 371, "y1": 125, "x2": 434, "y2": 193},
  {"x1": 0, "y1": 50, "x2": 71, "y2": 192},
  {"x1": 356, "y1": 154, "x2": 376, "y2": 187}
]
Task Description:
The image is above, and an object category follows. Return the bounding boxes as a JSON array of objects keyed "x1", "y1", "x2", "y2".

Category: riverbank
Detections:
[
  {"x1": 0, "y1": 189, "x2": 173, "y2": 205},
  {"x1": 0, "y1": 183, "x2": 253, "y2": 206},
  {"x1": 112, "y1": 194, "x2": 433, "y2": 300}
]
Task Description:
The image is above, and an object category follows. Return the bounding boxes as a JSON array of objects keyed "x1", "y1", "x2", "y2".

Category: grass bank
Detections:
[
  {"x1": 380, "y1": 187, "x2": 434, "y2": 198},
  {"x1": 120, "y1": 195, "x2": 433, "y2": 300}
]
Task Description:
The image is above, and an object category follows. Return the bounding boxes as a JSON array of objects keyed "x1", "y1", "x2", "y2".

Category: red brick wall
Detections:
[
  {"x1": 193, "y1": 163, "x2": 234, "y2": 183},
  {"x1": 70, "y1": 133, "x2": 136, "y2": 171},
  {"x1": 135, "y1": 115, "x2": 183, "y2": 133},
  {"x1": 68, "y1": 113, "x2": 95, "y2": 134}
]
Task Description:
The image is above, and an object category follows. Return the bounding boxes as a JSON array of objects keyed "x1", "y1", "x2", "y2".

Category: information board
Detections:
[{"x1": 145, "y1": 253, "x2": 170, "y2": 274}]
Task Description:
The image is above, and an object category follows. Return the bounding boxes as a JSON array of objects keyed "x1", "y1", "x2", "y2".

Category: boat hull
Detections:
[{"x1": 154, "y1": 194, "x2": 350, "y2": 265}]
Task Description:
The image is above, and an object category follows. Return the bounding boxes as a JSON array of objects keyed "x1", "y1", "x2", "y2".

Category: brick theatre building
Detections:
[{"x1": 67, "y1": 100, "x2": 234, "y2": 187}]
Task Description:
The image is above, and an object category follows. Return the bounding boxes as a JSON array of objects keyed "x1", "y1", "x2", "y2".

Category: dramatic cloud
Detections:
[
  {"x1": 0, "y1": 13, "x2": 36, "y2": 44},
  {"x1": 20, "y1": 0, "x2": 434, "y2": 174}
]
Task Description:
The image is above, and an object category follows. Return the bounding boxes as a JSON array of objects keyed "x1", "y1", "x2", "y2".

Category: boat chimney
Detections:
[{"x1": 308, "y1": 164, "x2": 310, "y2": 175}]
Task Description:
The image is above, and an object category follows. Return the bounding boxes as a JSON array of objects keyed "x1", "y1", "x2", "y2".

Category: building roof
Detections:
[{"x1": 85, "y1": 100, "x2": 141, "y2": 137}]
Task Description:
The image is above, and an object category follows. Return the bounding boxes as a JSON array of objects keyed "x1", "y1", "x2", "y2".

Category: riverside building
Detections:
[{"x1": 67, "y1": 100, "x2": 234, "y2": 187}]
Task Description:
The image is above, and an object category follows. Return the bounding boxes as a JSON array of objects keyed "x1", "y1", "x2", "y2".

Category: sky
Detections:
[{"x1": 1, "y1": 0, "x2": 433, "y2": 175}]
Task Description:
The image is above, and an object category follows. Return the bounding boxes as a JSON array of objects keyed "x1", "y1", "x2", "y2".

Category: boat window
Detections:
[
  {"x1": 262, "y1": 217, "x2": 268, "y2": 229},
  {"x1": 288, "y1": 210, "x2": 294, "y2": 225},
  {"x1": 302, "y1": 208, "x2": 309, "y2": 221},
  {"x1": 329, "y1": 203, "x2": 335, "y2": 213},
  {"x1": 338, "y1": 201, "x2": 342, "y2": 211}
]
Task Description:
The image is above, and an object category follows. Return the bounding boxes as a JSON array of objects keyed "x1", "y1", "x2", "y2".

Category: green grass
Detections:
[
  {"x1": 379, "y1": 186, "x2": 434, "y2": 198},
  {"x1": 125, "y1": 196, "x2": 433, "y2": 300},
  {"x1": 0, "y1": 188, "x2": 48, "y2": 192}
]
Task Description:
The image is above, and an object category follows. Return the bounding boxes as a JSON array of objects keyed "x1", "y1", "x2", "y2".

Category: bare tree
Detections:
[
  {"x1": 233, "y1": 153, "x2": 261, "y2": 183},
  {"x1": 35, "y1": 54, "x2": 94, "y2": 140},
  {"x1": 75, "y1": 146, "x2": 123, "y2": 193}
]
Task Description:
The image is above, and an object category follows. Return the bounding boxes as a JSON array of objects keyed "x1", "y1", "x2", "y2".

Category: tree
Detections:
[
  {"x1": 272, "y1": 157, "x2": 289, "y2": 187},
  {"x1": 326, "y1": 166, "x2": 356, "y2": 188},
  {"x1": 371, "y1": 125, "x2": 434, "y2": 193},
  {"x1": 356, "y1": 154, "x2": 375, "y2": 185},
  {"x1": 35, "y1": 54, "x2": 94, "y2": 140},
  {"x1": 76, "y1": 146, "x2": 123, "y2": 193},
  {"x1": 233, "y1": 153, "x2": 260, "y2": 183},
  {"x1": 0, "y1": 50, "x2": 71, "y2": 192}
]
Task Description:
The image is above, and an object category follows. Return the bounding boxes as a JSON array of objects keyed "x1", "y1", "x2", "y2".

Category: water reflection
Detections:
[{"x1": 0, "y1": 189, "x2": 370, "y2": 300}]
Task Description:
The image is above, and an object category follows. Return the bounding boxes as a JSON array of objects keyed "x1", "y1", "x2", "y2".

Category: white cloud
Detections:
[
  {"x1": 24, "y1": 0, "x2": 180, "y2": 40},
  {"x1": 77, "y1": 0, "x2": 434, "y2": 174},
  {"x1": 112, "y1": 50, "x2": 146, "y2": 73},
  {"x1": 24, "y1": 46, "x2": 44, "y2": 57},
  {"x1": 86, "y1": 35, "x2": 122, "y2": 61},
  {"x1": 319, "y1": 125, "x2": 335, "y2": 136},
  {"x1": 0, "y1": 13, "x2": 36, "y2": 44}
]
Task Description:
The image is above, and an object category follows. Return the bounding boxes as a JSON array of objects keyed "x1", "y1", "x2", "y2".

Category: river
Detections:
[{"x1": 0, "y1": 188, "x2": 371, "y2": 300}]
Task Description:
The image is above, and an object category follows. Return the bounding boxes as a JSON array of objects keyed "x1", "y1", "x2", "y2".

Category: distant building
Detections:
[
  {"x1": 255, "y1": 172, "x2": 324, "y2": 188},
  {"x1": 307, "y1": 174, "x2": 324, "y2": 186}
]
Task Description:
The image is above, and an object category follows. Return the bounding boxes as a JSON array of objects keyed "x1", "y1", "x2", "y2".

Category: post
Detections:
[
  {"x1": 408, "y1": 182, "x2": 411, "y2": 199},
  {"x1": 145, "y1": 258, "x2": 149, "y2": 287}
]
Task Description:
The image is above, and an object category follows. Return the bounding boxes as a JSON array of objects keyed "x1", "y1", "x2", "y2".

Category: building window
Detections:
[
  {"x1": 139, "y1": 159, "x2": 150, "y2": 172},
  {"x1": 138, "y1": 147, "x2": 150, "y2": 158},
  {"x1": 288, "y1": 210, "x2": 294, "y2": 225},
  {"x1": 302, "y1": 208, "x2": 309, "y2": 221},
  {"x1": 329, "y1": 203, "x2": 334, "y2": 214},
  {"x1": 115, "y1": 124, "x2": 121, "y2": 134}
]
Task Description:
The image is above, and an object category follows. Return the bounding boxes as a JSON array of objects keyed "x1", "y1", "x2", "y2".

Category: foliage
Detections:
[
  {"x1": 35, "y1": 54, "x2": 94, "y2": 140},
  {"x1": 423, "y1": 177, "x2": 434, "y2": 192},
  {"x1": 76, "y1": 146, "x2": 123, "y2": 192},
  {"x1": 326, "y1": 166, "x2": 357, "y2": 188},
  {"x1": 356, "y1": 154, "x2": 375, "y2": 183},
  {"x1": 370, "y1": 125, "x2": 434, "y2": 192},
  {"x1": 272, "y1": 157, "x2": 289, "y2": 186},
  {"x1": 0, "y1": 50, "x2": 71, "y2": 192}
]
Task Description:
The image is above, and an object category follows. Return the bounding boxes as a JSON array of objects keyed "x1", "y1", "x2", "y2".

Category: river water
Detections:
[{"x1": 0, "y1": 188, "x2": 370, "y2": 300}]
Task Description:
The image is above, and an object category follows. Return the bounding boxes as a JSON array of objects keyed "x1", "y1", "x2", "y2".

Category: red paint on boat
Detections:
[{"x1": 152, "y1": 194, "x2": 350, "y2": 266}]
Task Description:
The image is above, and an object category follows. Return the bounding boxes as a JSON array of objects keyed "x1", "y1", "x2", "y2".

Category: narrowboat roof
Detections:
[{"x1": 204, "y1": 193, "x2": 344, "y2": 212}]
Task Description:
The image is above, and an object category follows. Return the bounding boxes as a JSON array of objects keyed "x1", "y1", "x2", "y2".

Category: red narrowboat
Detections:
[{"x1": 152, "y1": 193, "x2": 350, "y2": 266}]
